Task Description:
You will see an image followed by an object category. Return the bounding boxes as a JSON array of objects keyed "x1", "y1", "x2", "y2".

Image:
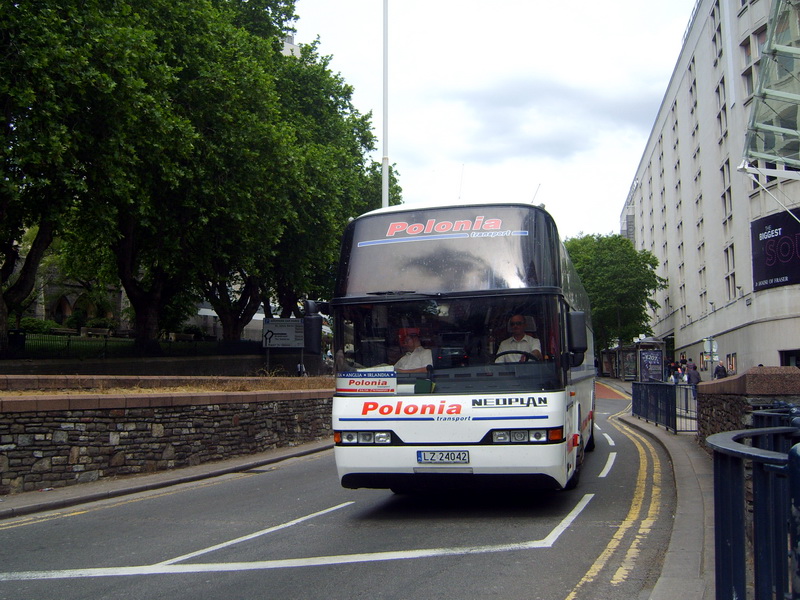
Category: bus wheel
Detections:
[
  {"x1": 564, "y1": 461, "x2": 581, "y2": 490},
  {"x1": 564, "y1": 427, "x2": 584, "y2": 491},
  {"x1": 586, "y1": 416, "x2": 596, "y2": 452}
]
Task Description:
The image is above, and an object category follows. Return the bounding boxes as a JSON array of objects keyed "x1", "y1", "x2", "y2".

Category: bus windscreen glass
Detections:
[
  {"x1": 336, "y1": 206, "x2": 560, "y2": 297},
  {"x1": 334, "y1": 294, "x2": 566, "y2": 393}
]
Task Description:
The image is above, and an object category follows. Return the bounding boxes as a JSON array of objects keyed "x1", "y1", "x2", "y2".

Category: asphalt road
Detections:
[{"x1": 0, "y1": 393, "x2": 675, "y2": 600}]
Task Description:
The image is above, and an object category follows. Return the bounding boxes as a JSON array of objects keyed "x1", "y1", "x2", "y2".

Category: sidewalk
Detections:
[
  {"x1": 1, "y1": 381, "x2": 714, "y2": 599},
  {"x1": 599, "y1": 377, "x2": 715, "y2": 600}
]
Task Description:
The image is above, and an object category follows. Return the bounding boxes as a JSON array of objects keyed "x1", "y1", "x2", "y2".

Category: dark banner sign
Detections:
[
  {"x1": 751, "y1": 208, "x2": 800, "y2": 292},
  {"x1": 639, "y1": 349, "x2": 663, "y2": 382}
]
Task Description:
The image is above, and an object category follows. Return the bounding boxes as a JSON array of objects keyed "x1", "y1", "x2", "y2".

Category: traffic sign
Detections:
[{"x1": 262, "y1": 319, "x2": 304, "y2": 348}]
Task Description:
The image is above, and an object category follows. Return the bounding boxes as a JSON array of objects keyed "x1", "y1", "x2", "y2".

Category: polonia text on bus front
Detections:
[{"x1": 386, "y1": 216, "x2": 503, "y2": 237}]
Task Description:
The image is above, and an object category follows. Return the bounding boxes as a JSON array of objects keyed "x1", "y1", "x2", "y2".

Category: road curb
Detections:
[{"x1": 618, "y1": 415, "x2": 714, "y2": 600}]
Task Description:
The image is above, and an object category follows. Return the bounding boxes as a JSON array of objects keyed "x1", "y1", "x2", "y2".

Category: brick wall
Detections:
[{"x1": 0, "y1": 388, "x2": 332, "y2": 494}]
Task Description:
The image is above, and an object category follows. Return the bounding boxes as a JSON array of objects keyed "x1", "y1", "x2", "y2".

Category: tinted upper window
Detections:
[{"x1": 336, "y1": 205, "x2": 561, "y2": 297}]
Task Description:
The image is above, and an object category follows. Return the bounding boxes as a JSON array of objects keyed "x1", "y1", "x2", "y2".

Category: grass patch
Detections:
[{"x1": 0, "y1": 376, "x2": 336, "y2": 396}]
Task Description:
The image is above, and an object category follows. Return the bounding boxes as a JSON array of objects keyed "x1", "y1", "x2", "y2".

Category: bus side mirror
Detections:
[
  {"x1": 568, "y1": 311, "x2": 588, "y2": 367},
  {"x1": 303, "y1": 299, "x2": 323, "y2": 355}
]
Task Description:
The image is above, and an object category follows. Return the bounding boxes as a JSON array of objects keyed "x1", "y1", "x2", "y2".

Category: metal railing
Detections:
[
  {"x1": 631, "y1": 382, "x2": 698, "y2": 433},
  {"x1": 707, "y1": 423, "x2": 800, "y2": 600}
]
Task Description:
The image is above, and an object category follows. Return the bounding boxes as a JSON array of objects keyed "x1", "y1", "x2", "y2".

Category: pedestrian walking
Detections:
[{"x1": 687, "y1": 363, "x2": 701, "y2": 399}]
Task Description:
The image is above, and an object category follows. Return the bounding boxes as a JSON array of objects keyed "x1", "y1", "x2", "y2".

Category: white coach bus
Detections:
[{"x1": 329, "y1": 202, "x2": 595, "y2": 492}]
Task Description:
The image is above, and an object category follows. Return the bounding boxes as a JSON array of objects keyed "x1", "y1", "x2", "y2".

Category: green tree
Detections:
[
  {"x1": 265, "y1": 43, "x2": 389, "y2": 317},
  {"x1": 0, "y1": 3, "x2": 119, "y2": 342},
  {"x1": 68, "y1": 0, "x2": 297, "y2": 351},
  {"x1": 564, "y1": 234, "x2": 666, "y2": 352}
]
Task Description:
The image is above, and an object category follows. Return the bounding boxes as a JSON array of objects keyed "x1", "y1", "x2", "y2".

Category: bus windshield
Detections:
[{"x1": 334, "y1": 294, "x2": 567, "y2": 393}]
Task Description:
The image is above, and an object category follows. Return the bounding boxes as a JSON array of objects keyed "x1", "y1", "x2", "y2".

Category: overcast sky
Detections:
[{"x1": 292, "y1": 0, "x2": 698, "y2": 239}]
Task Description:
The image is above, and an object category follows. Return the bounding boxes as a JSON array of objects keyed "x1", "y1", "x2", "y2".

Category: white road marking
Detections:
[
  {"x1": 603, "y1": 433, "x2": 615, "y2": 447},
  {"x1": 598, "y1": 452, "x2": 617, "y2": 478},
  {"x1": 157, "y1": 502, "x2": 354, "y2": 565},
  {"x1": 0, "y1": 494, "x2": 594, "y2": 581}
]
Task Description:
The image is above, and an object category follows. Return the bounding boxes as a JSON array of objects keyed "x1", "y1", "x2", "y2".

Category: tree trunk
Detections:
[
  {"x1": 129, "y1": 295, "x2": 163, "y2": 354},
  {"x1": 205, "y1": 275, "x2": 264, "y2": 341},
  {"x1": 0, "y1": 219, "x2": 56, "y2": 347},
  {"x1": 276, "y1": 280, "x2": 301, "y2": 318}
]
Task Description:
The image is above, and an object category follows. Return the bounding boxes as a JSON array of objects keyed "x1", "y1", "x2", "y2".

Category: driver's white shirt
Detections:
[
  {"x1": 395, "y1": 346, "x2": 433, "y2": 371},
  {"x1": 495, "y1": 334, "x2": 541, "y2": 363}
]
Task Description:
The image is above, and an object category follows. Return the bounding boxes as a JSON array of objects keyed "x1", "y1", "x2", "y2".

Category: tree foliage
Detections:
[
  {"x1": 266, "y1": 43, "x2": 401, "y2": 317},
  {"x1": 564, "y1": 234, "x2": 666, "y2": 352},
  {"x1": 2, "y1": 0, "x2": 399, "y2": 349},
  {"x1": 0, "y1": 1, "x2": 115, "y2": 342}
]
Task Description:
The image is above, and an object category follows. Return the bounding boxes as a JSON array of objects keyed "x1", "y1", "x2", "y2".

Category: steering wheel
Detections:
[{"x1": 495, "y1": 350, "x2": 541, "y2": 362}]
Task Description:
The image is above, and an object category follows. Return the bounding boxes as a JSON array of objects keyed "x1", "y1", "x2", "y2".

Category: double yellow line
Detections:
[{"x1": 564, "y1": 403, "x2": 663, "y2": 599}]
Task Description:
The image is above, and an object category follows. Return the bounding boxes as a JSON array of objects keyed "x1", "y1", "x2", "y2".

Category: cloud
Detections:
[
  {"x1": 402, "y1": 75, "x2": 666, "y2": 164},
  {"x1": 292, "y1": 0, "x2": 699, "y2": 238}
]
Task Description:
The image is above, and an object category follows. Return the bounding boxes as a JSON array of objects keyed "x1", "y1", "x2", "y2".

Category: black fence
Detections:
[
  {"x1": 707, "y1": 420, "x2": 800, "y2": 600},
  {"x1": 0, "y1": 331, "x2": 263, "y2": 360},
  {"x1": 631, "y1": 382, "x2": 698, "y2": 433}
]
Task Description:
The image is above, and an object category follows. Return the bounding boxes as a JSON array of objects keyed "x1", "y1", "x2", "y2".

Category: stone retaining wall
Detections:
[
  {"x1": 697, "y1": 366, "x2": 800, "y2": 447},
  {"x1": 0, "y1": 387, "x2": 333, "y2": 495}
]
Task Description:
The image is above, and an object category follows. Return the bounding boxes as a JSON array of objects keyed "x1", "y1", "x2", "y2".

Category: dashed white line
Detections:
[
  {"x1": 603, "y1": 433, "x2": 616, "y2": 447},
  {"x1": 598, "y1": 452, "x2": 617, "y2": 478}
]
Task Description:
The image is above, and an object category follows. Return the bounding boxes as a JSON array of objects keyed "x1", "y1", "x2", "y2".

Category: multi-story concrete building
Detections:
[{"x1": 620, "y1": 0, "x2": 800, "y2": 375}]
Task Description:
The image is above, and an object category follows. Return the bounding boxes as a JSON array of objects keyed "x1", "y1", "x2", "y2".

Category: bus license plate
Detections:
[{"x1": 417, "y1": 450, "x2": 469, "y2": 464}]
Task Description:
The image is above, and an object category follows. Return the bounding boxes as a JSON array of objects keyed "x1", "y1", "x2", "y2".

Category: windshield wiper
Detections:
[
  {"x1": 365, "y1": 290, "x2": 444, "y2": 298},
  {"x1": 366, "y1": 290, "x2": 417, "y2": 296}
]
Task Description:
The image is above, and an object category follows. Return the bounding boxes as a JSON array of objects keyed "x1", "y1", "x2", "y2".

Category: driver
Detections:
[
  {"x1": 394, "y1": 329, "x2": 433, "y2": 373},
  {"x1": 495, "y1": 315, "x2": 542, "y2": 363}
]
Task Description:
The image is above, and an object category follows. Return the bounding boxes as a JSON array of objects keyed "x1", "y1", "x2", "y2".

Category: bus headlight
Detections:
[
  {"x1": 488, "y1": 428, "x2": 565, "y2": 444},
  {"x1": 493, "y1": 431, "x2": 510, "y2": 443},
  {"x1": 511, "y1": 430, "x2": 529, "y2": 443},
  {"x1": 529, "y1": 430, "x2": 547, "y2": 442},
  {"x1": 335, "y1": 431, "x2": 393, "y2": 445},
  {"x1": 374, "y1": 432, "x2": 392, "y2": 444}
]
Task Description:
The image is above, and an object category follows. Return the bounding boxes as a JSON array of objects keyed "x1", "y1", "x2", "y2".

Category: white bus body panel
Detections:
[{"x1": 333, "y1": 390, "x2": 582, "y2": 489}]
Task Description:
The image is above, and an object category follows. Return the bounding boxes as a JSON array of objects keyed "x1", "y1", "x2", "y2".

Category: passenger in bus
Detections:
[
  {"x1": 394, "y1": 329, "x2": 433, "y2": 373},
  {"x1": 495, "y1": 315, "x2": 542, "y2": 363}
]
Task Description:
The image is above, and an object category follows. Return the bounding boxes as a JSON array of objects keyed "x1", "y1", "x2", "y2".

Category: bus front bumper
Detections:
[{"x1": 335, "y1": 443, "x2": 571, "y2": 490}]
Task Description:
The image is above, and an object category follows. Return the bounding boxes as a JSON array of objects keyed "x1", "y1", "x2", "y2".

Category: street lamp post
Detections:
[{"x1": 381, "y1": 0, "x2": 389, "y2": 208}]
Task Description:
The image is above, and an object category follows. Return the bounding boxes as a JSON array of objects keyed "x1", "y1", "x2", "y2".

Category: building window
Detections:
[
  {"x1": 743, "y1": 67, "x2": 754, "y2": 96},
  {"x1": 726, "y1": 272, "x2": 737, "y2": 301},
  {"x1": 721, "y1": 161, "x2": 733, "y2": 235},
  {"x1": 724, "y1": 243, "x2": 736, "y2": 271},
  {"x1": 726, "y1": 353, "x2": 737, "y2": 376},
  {"x1": 724, "y1": 244, "x2": 736, "y2": 301},
  {"x1": 756, "y1": 28, "x2": 767, "y2": 56}
]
